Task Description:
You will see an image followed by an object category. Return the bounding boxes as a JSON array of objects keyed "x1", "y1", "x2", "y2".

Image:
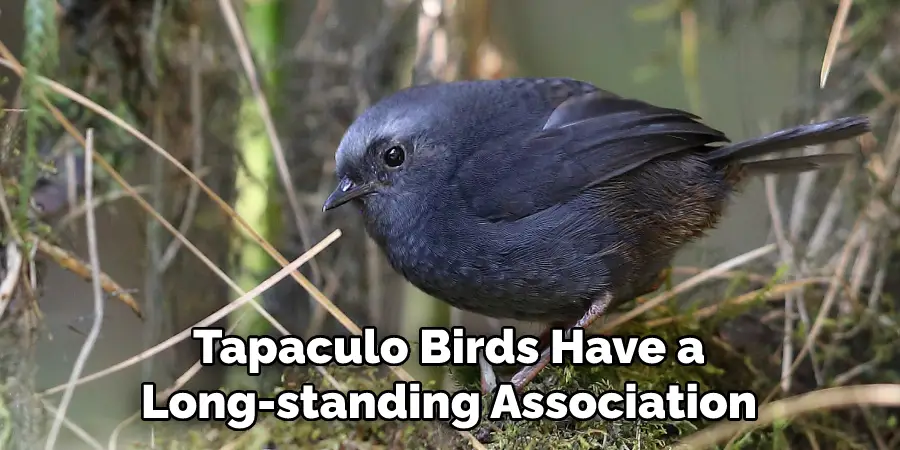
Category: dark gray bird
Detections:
[{"x1": 322, "y1": 77, "x2": 870, "y2": 392}]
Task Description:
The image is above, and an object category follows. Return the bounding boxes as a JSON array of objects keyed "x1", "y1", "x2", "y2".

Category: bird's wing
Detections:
[{"x1": 455, "y1": 88, "x2": 731, "y2": 221}]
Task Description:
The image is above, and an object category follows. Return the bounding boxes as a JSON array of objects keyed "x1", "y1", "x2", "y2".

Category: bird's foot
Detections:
[
  {"x1": 509, "y1": 344, "x2": 554, "y2": 391},
  {"x1": 478, "y1": 320, "x2": 570, "y2": 395},
  {"x1": 509, "y1": 292, "x2": 615, "y2": 392}
]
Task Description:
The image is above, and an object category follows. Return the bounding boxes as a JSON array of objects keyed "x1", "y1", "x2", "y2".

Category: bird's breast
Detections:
[{"x1": 365, "y1": 205, "x2": 614, "y2": 322}]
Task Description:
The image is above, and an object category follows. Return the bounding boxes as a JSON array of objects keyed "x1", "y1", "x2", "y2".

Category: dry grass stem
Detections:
[
  {"x1": 45, "y1": 128, "x2": 103, "y2": 450},
  {"x1": 677, "y1": 384, "x2": 900, "y2": 449},
  {"x1": 765, "y1": 175, "x2": 799, "y2": 392},
  {"x1": 644, "y1": 277, "x2": 831, "y2": 328},
  {"x1": 0, "y1": 241, "x2": 23, "y2": 322},
  {"x1": 600, "y1": 244, "x2": 777, "y2": 332},
  {"x1": 57, "y1": 185, "x2": 153, "y2": 228},
  {"x1": 0, "y1": 174, "x2": 22, "y2": 244},
  {"x1": 107, "y1": 412, "x2": 139, "y2": 450},
  {"x1": 39, "y1": 399, "x2": 104, "y2": 450},
  {"x1": 669, "y1": 266, "x2": 771, "y2": 284},
  {"x1": 820, "y1": 0, "x2": 854, "y2": 88}
]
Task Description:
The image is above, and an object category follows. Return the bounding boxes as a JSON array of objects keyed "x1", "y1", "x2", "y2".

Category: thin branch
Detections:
[
  {"x1": 57, "y1": 185, "x2": 153, "y2": 228},
  {"x1": 766, "y1": 218, "x2": 865, "y2": 404},
  {"x1": 834, "y1": 252, "x2": 888, "y2": 340},
  {"x1": 765, "y1": 175, "x2": 823, "y2": 388},
  {"x1": 64, "y1": 149, "x2": 78, "y2": 216},
  {"x1": 833, "y1": 357, "x2": 882, "y2": 386},
  {"x1": 141, "y1": 105, "x2": 165, "y2": 386},
  {"x1": 805, "y1": 164, "x2": 855, "y2": 261}
]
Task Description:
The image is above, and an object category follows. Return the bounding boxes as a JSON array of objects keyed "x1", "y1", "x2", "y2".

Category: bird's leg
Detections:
[
  {"x1": 509, "y1": 292, "x2": 614, "y2": 392},
  {"x1": 537, "y1": 320, "x2": 570, "y2": 351},
  {"x1": 502, "y1": 271, "x2": 664, "y2": 393},
  {"x1": 479, "y1": 320, "x2": 569, "y2": 394}
]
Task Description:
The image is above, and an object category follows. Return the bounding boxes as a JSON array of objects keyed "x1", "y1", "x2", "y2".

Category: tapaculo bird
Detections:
[{"x1": 322, "y1": 77, "x2": 870, "y2": 392}]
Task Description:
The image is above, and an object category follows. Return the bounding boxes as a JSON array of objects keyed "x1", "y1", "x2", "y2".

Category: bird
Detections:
[{"x1": 322, "y1": 77, "x2": 870, "y2": 393}]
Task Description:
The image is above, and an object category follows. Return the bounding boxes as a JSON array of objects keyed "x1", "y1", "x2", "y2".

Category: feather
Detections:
[{"x1": 457, "y1": 89, "x2": 728, "y2": 221}]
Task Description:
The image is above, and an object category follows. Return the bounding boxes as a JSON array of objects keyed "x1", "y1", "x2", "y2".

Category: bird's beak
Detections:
[{"x1": 322, "y1": 177, "x2": 377, "y2": 211}]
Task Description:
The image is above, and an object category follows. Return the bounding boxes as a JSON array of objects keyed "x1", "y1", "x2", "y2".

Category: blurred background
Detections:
[{"x1": 1, "y1": 0, "x2": 897, "y2": 449}]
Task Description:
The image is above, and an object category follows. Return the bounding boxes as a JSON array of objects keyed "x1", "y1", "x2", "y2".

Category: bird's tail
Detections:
[{"x1": 703, "y1": 115, "x2": 870, "y2": 175}]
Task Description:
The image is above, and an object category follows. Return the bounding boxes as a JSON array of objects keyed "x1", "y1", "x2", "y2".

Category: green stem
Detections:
[{"x1": 229, "y1": 0, "x2": 285, "y2": 389}]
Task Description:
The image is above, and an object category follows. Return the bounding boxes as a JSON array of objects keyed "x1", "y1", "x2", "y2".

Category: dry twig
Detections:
[{"x1": 25, "y1": 232, "x2": 142, "y2": 317}]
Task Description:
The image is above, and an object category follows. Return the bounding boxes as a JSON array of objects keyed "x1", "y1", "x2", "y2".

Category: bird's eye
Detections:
[{"x1": 382, "y1": 146, "x2": 406, "y2": 168}]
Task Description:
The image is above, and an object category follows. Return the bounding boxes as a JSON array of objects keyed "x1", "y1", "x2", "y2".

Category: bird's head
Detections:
[
  {"x1": 322, "y1": 83, "x2": 494, "y2": 220},
  {"x1": 322, "y1": 79, "x2": 551, "y2": 236}
]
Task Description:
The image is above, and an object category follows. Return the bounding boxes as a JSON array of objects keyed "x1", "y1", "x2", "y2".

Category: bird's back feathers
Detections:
[{"x1": 453, "y1": 78, "x2": 869, "y2": 222}]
